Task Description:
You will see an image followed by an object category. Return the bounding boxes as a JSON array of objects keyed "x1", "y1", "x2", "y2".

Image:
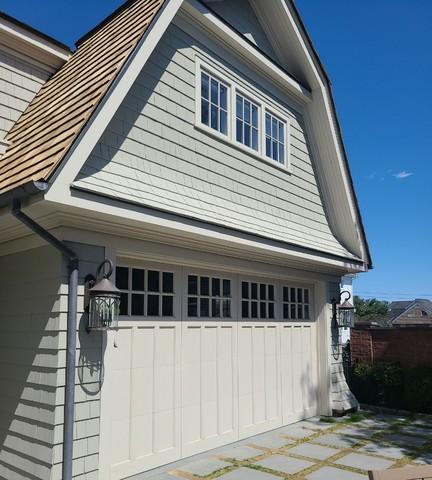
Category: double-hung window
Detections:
[
  {"x1": 236, "y1": 94, "x2": 259, "y2": 151},
  {"x1": 265, "y1": 111, "x2": 286, "y2": 165},
  {"x1": 201, "y1": 71, "x2": 228, "y2": 135}
]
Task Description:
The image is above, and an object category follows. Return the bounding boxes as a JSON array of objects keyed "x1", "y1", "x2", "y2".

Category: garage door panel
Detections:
[
  {"x1": 238, "y1": 324, "x2": 282, "y2": 439},
  {"x1": 181, "y1": 322, "x2": 237, "y2": 457}
]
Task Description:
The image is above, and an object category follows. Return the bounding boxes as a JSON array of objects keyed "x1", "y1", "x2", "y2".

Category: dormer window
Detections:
[
  {"x1": 236, "y1": 94, "x2": 259, "y2": 151},
  {"x1": 200, "y1": 71, "x2": 228, "y2": 135},
  {"x1": 265, "y1": 111, "x2": 286, "y2": 165}
]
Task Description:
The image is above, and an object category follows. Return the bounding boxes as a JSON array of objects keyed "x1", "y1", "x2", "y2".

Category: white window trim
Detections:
[{"x1": 195, "y1": 57, "x2": 292, "y2": 173}]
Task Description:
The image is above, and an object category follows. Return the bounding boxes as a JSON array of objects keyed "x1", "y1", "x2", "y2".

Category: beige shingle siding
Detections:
[
  {"x1": 0, "y1": 50, "x2": 50, "y2": 142},
  {"x1": 0, "y1": 0, "x2": 166, "y2": 195},
  {"x1": 0, "y1": 246, "x2": 63, "y2": 480},
  {"x1": 75, "y1": 21, "x2": 352, "y2": 258}
]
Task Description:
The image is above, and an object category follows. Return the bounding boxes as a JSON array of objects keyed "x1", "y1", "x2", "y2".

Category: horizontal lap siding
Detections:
[
  {"x1": 0, "y1": 51, "x2": 50, "y2": 141},
  {"x1": 74, "y1": 21, "x2": 350, "y2": 257},
  {"x1": 0, "y1": 247, "x2": 62, "y2": 480}
]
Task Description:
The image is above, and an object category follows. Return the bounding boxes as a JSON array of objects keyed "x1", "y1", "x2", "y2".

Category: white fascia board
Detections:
[
  {"x1": 0, "y1": 17, "x2": 70, "y2": 63},
  {"x1": 46, "y1": 0, "x2": 185, "y2": 200},
  {"x1": 182, "y1": 0, "x2": 311, "y2": 104}
]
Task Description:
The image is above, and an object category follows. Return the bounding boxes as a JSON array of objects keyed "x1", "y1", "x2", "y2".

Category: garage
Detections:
[{"x1": 98, "y1": 261, "x2": 319, "y2": 480}]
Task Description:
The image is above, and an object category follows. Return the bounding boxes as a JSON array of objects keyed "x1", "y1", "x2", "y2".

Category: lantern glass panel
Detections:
[
  {"x1": 89, "y1": 294, "x2": 120, "y2": 330},
  {"x1": 338, "y1": 307, "x2": 354, "y2": 328}
]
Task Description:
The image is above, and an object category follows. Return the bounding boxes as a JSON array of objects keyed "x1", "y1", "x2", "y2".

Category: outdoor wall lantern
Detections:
[
  {"x1": 332, "y1": 290, "x2": 355, "y2": 329},
  {"x1": 85, "y1": 259, "x2": 121, "y2": 331}
]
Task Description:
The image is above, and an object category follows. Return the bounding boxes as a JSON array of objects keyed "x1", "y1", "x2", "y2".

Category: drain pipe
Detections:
[{"x1": 12, "y1": 199, "x2": 78, "y2": 480}]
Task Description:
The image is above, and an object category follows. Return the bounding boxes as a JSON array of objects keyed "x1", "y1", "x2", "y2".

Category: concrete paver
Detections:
[
  {"x1": 335, "y1": 452, "x2": 394, "y2": 471},
  {"x1": 313, "y1": 433, "x2": 360, "y2": 449},
  {"x1": 383, "y1": 433, "x2": 428, "y2": 448},
  {"x1": 287, "y1": 442, "x2": 340, "y2": 460},
  {"x1": 219, "y1": 445, "x2": 265, "y2": 460},
  {"x1": 217, "y1": 467, "x2": 281, "y2": 479},
  {"x1": 250, "y1": 433, "x2": 295, "y2": 450},
  {"x1": 178, "y1": 458, "x2": 231, "y2": 476},
  {"x1": 280, "y1": 426, "x2": 316, "y2": 439},
  {"x1": 400, "y1": 425, "x2": 432, "y2": 437},
  {"x1": 358, "y1": 442, "x2": 407, "y2": 459},
  {"x1": 296, "y1": 420, "x2": 333, "y2": 431},
  {"x1": 306, "y1": 466, "x2": 368, "y2": 480},
  {"x1": 254, "y1": 454, "x2": 314, "y2": 475},
  {"x1": 337, "y1": 426, "x2": 381, "y2": 439}
]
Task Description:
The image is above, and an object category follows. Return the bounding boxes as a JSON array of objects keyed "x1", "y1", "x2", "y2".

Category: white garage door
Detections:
[{"x1": 98, "y1": 265, "x2": 319, "y2": 480}]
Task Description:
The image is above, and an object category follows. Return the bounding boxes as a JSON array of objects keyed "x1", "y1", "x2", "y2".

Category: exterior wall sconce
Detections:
[
  {"x1": 332, "y1": 290, "x2": 355, "y2": 328},
  {"x1": 85, "y1": 259, "x2": 121, "y2": 331}
]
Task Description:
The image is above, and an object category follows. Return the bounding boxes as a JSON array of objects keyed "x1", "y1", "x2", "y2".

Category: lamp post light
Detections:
[
  {"x1": 85, "y1": 259, "x2": 120, "y2": 331},
  {"x1": 332, "y1": 290, "x2": 355, "y2": 329}
]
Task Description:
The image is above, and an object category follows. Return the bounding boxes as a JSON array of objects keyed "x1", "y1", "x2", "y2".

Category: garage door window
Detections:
[
  {"x1": 283, "y1": 286, "x2": 310, "y2": 320},
  {"x1": 188, "y1": 274, "x2": 231, "y2": 318},
  {"x1": 241, "y1": 281, "x2": 275, "y2": 319},
  {"x1": 116, "y1": 266, "x2": 175, "y2": 317}
]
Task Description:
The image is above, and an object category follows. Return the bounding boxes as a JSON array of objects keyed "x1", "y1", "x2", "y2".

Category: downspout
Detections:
[{"x1": 12, "y1": 199, "x2": 78, "y2": 480}]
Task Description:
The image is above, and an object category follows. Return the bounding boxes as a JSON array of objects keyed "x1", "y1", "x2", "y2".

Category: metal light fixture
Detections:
[
  {"x1": 85, "y1": 260, "x2": 120, "y2": 331},
  {"x1": 332, "y1": 290, "x2": 355, "y2": 328}
]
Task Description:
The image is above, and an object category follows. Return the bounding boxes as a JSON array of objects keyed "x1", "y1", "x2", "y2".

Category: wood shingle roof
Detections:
[{"x1": 0, "y1": 0, "x2": 165, "y2": 195}]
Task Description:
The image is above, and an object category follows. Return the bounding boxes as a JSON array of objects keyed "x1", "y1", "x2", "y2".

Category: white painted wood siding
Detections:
[
  {"x1": 74, "y1": 19, "x2": 351, "y2": 258},
  {"x1": 0, "y1": 50, "x2": 50, "y2": 141}
]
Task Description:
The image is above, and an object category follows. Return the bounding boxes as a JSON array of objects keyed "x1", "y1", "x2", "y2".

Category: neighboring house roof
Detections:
[
  {"x1": 0, "y1": 0, "x2": 165, "y2": 195},
  {"x1": 389, "y1": 299, "x2": 432, "y2": 326}
]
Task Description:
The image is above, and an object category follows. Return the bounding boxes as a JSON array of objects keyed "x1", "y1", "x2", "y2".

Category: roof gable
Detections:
[{"x1": 0, "y1": 0, "x2": 166, "y2": 195}]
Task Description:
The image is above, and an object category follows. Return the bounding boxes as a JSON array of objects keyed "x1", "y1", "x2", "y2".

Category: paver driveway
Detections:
[{"x1": 129, "y1": 412, "x2": 432, "y2": 480}]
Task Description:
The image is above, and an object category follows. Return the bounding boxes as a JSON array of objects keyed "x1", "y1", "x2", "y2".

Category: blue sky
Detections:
[{"x1": 2, "y1": 0, "x2": 431, "y2": 302}]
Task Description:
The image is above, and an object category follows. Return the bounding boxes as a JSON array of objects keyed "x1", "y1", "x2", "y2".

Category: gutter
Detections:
[{"x1": 11, "y1": 199, "x2": 78, "y2": 480}]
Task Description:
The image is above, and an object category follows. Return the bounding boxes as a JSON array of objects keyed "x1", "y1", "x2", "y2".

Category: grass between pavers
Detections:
[{"x1": 184, "y1": 412, "x2": 432, "y2": 480}]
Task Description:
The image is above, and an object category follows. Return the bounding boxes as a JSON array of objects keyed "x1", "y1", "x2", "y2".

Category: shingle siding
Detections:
[
  {"x1": 74, "y1": 20, "x2": 351, "y2": 258},
  {"x1": 0, "y1": 50, "x2": 50, "y2": 141}
]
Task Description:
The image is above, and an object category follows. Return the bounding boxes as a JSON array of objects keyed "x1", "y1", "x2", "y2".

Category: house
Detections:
[
  {"x1": 389, "y1": 299, "x2": 432, "y2": 326},
  {"x1": 0, "y1": 1, "x2": 371, "y2": 479}
]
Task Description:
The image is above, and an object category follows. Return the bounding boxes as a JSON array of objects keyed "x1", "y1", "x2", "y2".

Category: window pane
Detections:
[
  {"x1": 236, "y1": 95, "x2": 243, "y2": 119},
  {"x1": 132, "y1": 268, "x2": 145, "y2": 291},
  {"x1": 223, "y1": 279, "x2": 231, "y2": 297},
  {"x1": 251, "y1": 283, "x2": 258, "y2": 300},
  {"x1": 244, "y1": 100, "x2": 251, "y2": 123},
  {"x1": 290, "y1": 287, "x2": 296, "y2": 303},
  {"x1": 260, "y1": 302, "x2": 266, "y2": 318},
  {"x1": 148, "y1": 271, "x2": 159, "y2": 292},
  {"x1": 200, "y1": 277, "x2": 209, "y2": 296},
  {"x1": 188, "y1": 275, "x2": 198, "y2": 295},
  {"x1": 272, "y1": 118, "x2": 278, "y2": 138},
  {"x1": 201, "y1": 73, "x2": 209, "y2": 99},
  {"x1": 211, "y1": 104, "x2": 218, "y2": 129},
  {"x1": 162, "y1": 296, "x2": 173, "y2": 316},
  {"x1": 220, "y1": 84, "x2": 227, "y2": 110},
  {"x1": 212, "y1": 299, "x2": 221, "y2": 317},
  {"x1": 244, "y1": 124, "x2": 251, "y2": 147},
  {"x1": 260, "y1": 284, "x2": 267, "y2": 300},
  {"x1": 272, "y1": 140, "x2": 278, "y2": 160},
  {"x1": 147, "y1": 294, "x2": 159, "y2": 316},
  {"x1": 252, "y1": 105, "x2": 258, "y2": 128},
  {"x1": 268, "y1": 303, "x2": 275, "y2": 319},
  {"x1": 291, "y1": 304, "x2": 296, "y2": 319},
  {"x1": 211, "y1": 78, "x2": 218, "y2": 104},
  {"x1": 200, "y1": 298, "x2": 209, "y2": 317},
  {"x1": 220, "y1": 110, "x2": 227, "y2": 135},
  {"x1": 119, "y1": 292, "x2": 129, "y2": 316},
  {"x1": 188, "y1": 297, "x2": 198, "y2": 317},
  {"x1": 278, "y1": 143, "x2": 285, "y2": 164},
  {"x1": 252, "y1": 128, "x2": 258, "y2": 151},
  {"x1": 278, "y1": 121, "x2": 284, "y2": 141},
  {"x1": 241, "y1": 282, "x2": 249, "y2": 299},
  {"x1": 223, "y1": 299, "x2": 231, "y2": 317},
  {"x1": 297, "y1": 304, "x2": 303, "y2": 320},
  {"x1": 132, "y1": 294, "x2": 145, "y2": 316},
  {"x1": 201, "y1": 99, "x2": 209, "y2": 126},
  {"x1": 266, "y1": 136, "x2": 271, "y2": 157},
  {"x1": 212, "y1": 278, "x2": 221, "y2": 297},
  {"x1": 162, "y1": 272, "x2": 173, "y2": 293},
  {"x1": 251, "y1": 301, "x2": 258, "y2": 318},
  {"x1": 268, "y1": 285, "x2": 275, "y2": 301},
  {"x1": 304, "y1": 289, "x2": 309, "y2": 303},
  {"x1": 236, "y1": 118, "x2": 243, "y2": 143},
  {"x1": 242, "y1": 301, "x2": 249, "y2": 318},
  {"x1": 297, "y1": 288, "x2": 303, "y2": 303},
  {"x1": 304, "y1": 304, "x2": 310, "y2": 320},
  {"x1": 283, "y1": 303, "x2": 289, "y2": 319},
  {"x1": 283, "y1": 287, "x2": 289, "y2": 302},
  {"x1": 265, "y1": 113, "x2": 271, "y2": 135},
  {"x1": 116, "y1": 267, "x2": 129, "y2": 290}
]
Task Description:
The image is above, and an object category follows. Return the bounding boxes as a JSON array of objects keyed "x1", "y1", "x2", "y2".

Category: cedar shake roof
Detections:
[{"x1": 0, "y1": 0, "x2": 165, "y2": 195}]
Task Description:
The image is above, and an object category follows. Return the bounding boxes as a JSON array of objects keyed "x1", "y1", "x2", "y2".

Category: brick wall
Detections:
[{"x1": 351, "y1": 327, "x2": 432, "y2": 367}]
